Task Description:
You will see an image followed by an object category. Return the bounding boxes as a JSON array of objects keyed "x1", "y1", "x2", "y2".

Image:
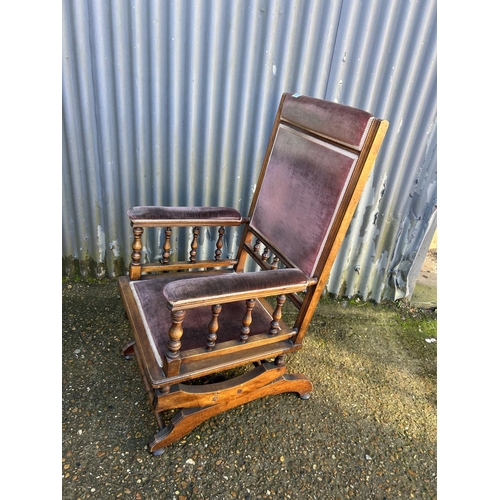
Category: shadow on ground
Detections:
[{"x1": 62, "y1": 274, "x2": 437, "y2": 500}]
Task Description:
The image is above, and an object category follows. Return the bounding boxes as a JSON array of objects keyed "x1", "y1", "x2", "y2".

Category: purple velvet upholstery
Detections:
[
  {"x1": 125, "y1": 93, "x2": 378, "y2": 367},
  {"x1": 281, "y1": 93, "x2": 374, "y2": 151},
  {"x1": 130, "y1": 274, "x2": 275, "y2": 366},
  {"x1": 250, "y1": 124, "x2": 359, "y2": 277},
  {"x1": 163, "y1": 268, "x2": 308, "y2": 309},
  {"x1": 128, "y1": 206, "x2": 242, "y2": 224}
]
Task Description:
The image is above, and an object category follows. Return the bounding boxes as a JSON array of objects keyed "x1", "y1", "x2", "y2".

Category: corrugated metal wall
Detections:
[{"x1": 62, "y1": 0, "x2": 437, "y2": 302}]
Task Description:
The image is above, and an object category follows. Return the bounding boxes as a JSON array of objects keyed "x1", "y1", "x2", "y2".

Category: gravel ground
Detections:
[{"x1": 62, "y1": 279, "x2": 437, "y2": 499}]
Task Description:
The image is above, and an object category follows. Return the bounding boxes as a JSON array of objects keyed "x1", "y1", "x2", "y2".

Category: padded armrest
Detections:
[
  {"x1": 127, "y1": 206, "x2": 244, "y2": 227},
  {"x1": 163, "y1": 269, "x2": 313, "y2": 310}
]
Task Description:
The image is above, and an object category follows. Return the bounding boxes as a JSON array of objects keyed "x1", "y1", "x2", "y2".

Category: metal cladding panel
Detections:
[
  {"x1": 323, "y1": 0, "x2": 437, "y2": 301},
  {"x1": 62, "y1": 0, "x2": 437, "y2": 302}
]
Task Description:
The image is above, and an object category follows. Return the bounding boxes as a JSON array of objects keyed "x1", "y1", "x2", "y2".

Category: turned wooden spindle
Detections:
[
  {"x1": 240, "y1": 299, "x2": 256, "y2": 343},
  {"x1": 271, "y1": 256, "x2": 280, "y2": 269},
  {"x1": 189, "y1": 227, "x2": 199, "y2": 262},
  {"x1": 206, "y1": 304, "x2": 222, "y2": 350},
  {"x1": 262, "y1": 247, "x2": 270, "y2": 262},
  {"x1": 214, "y1": 226, "x2": 225, "y2": 261},
  {"x1": 253, "y1": 239, "x2": 261, "y2": 253},
  {"x1": 269, "y1": 294, "x2": 285, "y2": 335},
  {"x1": 131, "y1": 227, "x2": 144, "y2": 267},
  {"x1": 162, "y1": 227, "x2": 172, "y2": 264},
  {"x1": 129, "y1": 226, "x2": 144, "y2": 279},
  {"x1": 166, "y1": 310, "x2": 186, "y2": 360}
]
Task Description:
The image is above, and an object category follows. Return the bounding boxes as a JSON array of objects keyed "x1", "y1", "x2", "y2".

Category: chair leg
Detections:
[
  {"x1": 121, "y1": 340, "x2": 136, "y2": 360},
  {"x1": 148, "y1": 363, "x2": 313, "y2": 454}
]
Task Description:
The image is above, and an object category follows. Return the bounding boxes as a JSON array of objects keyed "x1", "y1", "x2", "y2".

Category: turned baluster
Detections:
[
  {"x1": 214, "y1": 226, "x2": 225, "y2": 261},
  {"x1": 271, "y1": 256, "x2": 280, "y2": 269},
  {"x1": 253, "y1": 239, "x2": 261, "y2": 253},
  {"x1": 162, "y1": 227, "x2": 172, "y2": 263},
  {"x1": 240, "y1": 299, "x2": 256, "y2": 343},
  {"x1": 163, "y1": 310, "x2": 186, "y2": 377},
  {"x1": 166, "y1": 310, "x2": 186, "y2": 361},
  {"x1": 129, "y1": 226, "x2": 144, "y2": 279},
  {"x1": 262, "y1": 247, "x2": 270, "y2": 262},
  {"x1": 206, "y1": 304, "x2": 222, "y2": 350},
  {"x1": 131, "y1": 227, "x2": 144, "y2": 266},
  {"x1": 189, "y1": 227, "x2": 199, "y2": 262},
  {"x1": 269, "y1": 294, "x2": 285, "y2": 335}
]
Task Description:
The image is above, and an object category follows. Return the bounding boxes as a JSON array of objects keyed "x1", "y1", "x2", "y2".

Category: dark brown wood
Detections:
[
  {"x1": 162, "y1": 227, "x2": 172, "y2": 263},
  {"x1": 118, "y1": 276, "x2": 167, "y2": 386},
  {"x1": 189, "y1": 227, "x2": 199, "y2": 262},
  {"x1": 240, "y1": 299, "x2": 256, "y2": 343},
  {"x1": 174, "y1": 339, "x2": 303, "y2": 384},
  {"x1": 244, "y1": 243, "x2": 274, "y2": 271},
  {"x1": 274, "y1": 354, "x2": 285, "y2": 366},
  {"x1": 148, "y1": 363, "x2": 312, "y2": 452},
  {"x1": 166, "y1": 310, "x2": 185, "y2": 360},
  {"x1": 233, "y1": 228, "x2": 254, "y2": 273},
  {"x1": 140, "y1": 259, "x2": 237, "y2": 272},
  {"x1": 214, "y1": 226, "x2": 225, "y2": 261},
  {"x1": 262, "y1": 246, "x2": 270, "y2": 262},
  {"x1": 163, "y1": 309, "x2": 185, "y2": 378},
  {"x1": 269, "y1": 294, "x2": 285, "y2": 335},
  {"x1": 130, "y1": 219, "x2": 245, "y2": 228},
  {"x1": 133, "y1": 343, "x2": 166, "y2": 430},
  {"x1": 121, "y1": 339, "x2": 136, "y2": 360},
  {"x1": 206, "y1": 304, "x2": 221, "y2": 350},
  {"x1": 129, "y1": 226, "x2": 143, "y2": 280},
  {"x1": 178, "y1": 327, "x2": 296, "y2": 365},
  {"x1": 163, "y1": 310, "x2": 185, "y2": 378},
  {"x1": 242, "y1": 229, "x2": 297, "y2": 271},
  {"x1": 154, "y1": 362, "x2": 287, "y2": 411},
  {"x1": 119, "y1": 94, "x2": 389, "y2": 453}
]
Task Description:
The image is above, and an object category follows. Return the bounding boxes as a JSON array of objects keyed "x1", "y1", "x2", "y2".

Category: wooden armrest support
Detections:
[
  {"x1": 163, "y1": 269, "x2": 316, "y2": 310},
  {"x1": 127, "y1": 206, "x2": 246, "y2": 227}
]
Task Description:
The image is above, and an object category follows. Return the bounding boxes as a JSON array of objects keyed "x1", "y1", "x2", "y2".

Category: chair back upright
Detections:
[
  {"x1": 247, "y1": 93, "x2": 383, "y2": 279},
  {"x1": 240, "y1": 93, "x2": 388, "y2": 341}
]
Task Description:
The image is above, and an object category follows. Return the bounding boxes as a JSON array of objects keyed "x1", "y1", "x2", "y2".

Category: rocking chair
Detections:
[{"x1": 118, "y1": 92, "x2": 388, "y2": 455}]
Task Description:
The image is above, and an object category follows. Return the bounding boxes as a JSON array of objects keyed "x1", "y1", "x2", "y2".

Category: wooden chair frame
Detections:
[{"x1": 117, "y1": 93, "x2": 388, "y2": 454}]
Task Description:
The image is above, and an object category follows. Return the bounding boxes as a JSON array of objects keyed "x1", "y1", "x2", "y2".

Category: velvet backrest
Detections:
[{"x1": 249, "y1": 93, "x2": 374, "y2": 277}]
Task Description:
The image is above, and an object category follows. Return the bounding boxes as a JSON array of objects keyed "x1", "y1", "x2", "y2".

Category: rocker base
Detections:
[{"x1": 148, "y1": 362, "x2": 313, "y2": 454}]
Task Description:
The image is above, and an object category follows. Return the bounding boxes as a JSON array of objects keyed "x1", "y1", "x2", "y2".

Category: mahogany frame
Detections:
[{"x1": 117, "y1": 93, "x2": 389, "y2": 454}]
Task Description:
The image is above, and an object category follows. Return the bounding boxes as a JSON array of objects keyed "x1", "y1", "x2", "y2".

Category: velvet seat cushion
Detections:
[
  {"x1": 129, "y1": 273, "x2": 276, "y2": 367},
  {"x1": 127, "y1": 206, "x2": 242, "y2": 225}
]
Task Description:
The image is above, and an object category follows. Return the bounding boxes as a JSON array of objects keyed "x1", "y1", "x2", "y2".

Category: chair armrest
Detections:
[
  {"x1": 163, "y1": 269, "x2": 315, "y2": 310},
  {"x1": 127, "y1": 206, "x2": 245, "y2": 227}
]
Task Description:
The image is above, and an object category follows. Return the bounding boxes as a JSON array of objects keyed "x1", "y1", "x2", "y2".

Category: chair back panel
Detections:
[{"x1": 249, "y1": 93, "x2": 375, "y2": 278}]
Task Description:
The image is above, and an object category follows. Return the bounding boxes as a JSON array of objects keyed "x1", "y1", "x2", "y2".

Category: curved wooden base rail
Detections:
[{"x1": 148, "y1": 362, "x2": 313, "y2": 455}]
